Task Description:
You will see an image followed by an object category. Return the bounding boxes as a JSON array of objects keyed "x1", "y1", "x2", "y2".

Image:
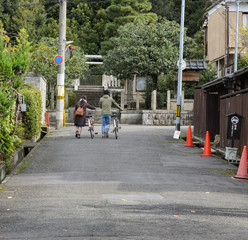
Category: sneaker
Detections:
[
  {"x1": 105, "y1": 130, "x2": 109, "y2": 138},
  {"x1": 77, "y1": 134, "x2": 80, "y2": 139},
  {"x1": 75, "y1": 131, "x2": 78, "y2": 138}
]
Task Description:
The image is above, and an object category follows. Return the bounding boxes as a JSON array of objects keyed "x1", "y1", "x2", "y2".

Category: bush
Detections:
[
  {"x1": 0, "y1": 113, "x2": 22, "y2": 171},
  {"x1": 68, "y1": 91, "x2": 77, "y2": 107},
  {"x1": 19, "y1": 84, "x2": 42, "y2": 139}
]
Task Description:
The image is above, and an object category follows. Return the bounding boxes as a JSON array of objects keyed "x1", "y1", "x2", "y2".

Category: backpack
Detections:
[{"x1": 75, "y1": 105, "x2": 84, "y2": 116}]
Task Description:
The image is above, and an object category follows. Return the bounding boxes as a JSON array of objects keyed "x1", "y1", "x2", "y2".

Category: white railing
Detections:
[{"x1": 102, "y1": 74, "x2": 121, "y2": 88}]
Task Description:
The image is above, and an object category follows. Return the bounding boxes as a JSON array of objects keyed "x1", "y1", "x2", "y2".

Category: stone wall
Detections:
[
  {"x1": 120, "y1": 110, "x2": 143, "y2": 124},
  {"x1": 47, "y1": 109, "x2": 193, "y2": 126},
  {"x1": 142, "y1": 110, "x2": 193, "y2": 126}
]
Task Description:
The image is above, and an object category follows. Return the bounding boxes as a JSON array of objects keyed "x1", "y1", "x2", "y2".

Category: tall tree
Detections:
[
  {"x1": 149, "y1": 0, "x2": 212, "y2": 37},
  {"x1": 0, "y1": 0, "x2": 47, "y2": 43},
  {"x1": 101, "y1": 0, "x2": 157, "y2": 54},
  {"x1": 103, "y1": 19, "x2": 179, "y2": 90},
  {"x1": 103, "y1": 19, "x2": 196, "y2": 90},
  {"x1": 67, "y1": 3, "x2": 108, "y2": 54}
]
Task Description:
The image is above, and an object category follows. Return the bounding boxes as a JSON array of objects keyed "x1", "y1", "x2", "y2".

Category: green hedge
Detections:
[
  {"x1": 68, "y1": 91, "x2": 77, "y2": 107},
  {"x1": 19, "y1": 84, "x2": 42, "y2": 139},
  {"x1": 0, "y1": 87, "x2": 21, "y2": 170}
]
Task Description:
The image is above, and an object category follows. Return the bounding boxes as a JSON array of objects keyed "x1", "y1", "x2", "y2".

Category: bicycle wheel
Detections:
[
  {"x1": 114, "y1": 127, "x2": 118, "y2": 139},
  {"x1": 90, "y1": 127, "x2": 94, "y2": 139}
]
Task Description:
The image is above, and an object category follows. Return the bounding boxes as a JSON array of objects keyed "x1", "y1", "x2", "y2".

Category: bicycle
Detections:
[
  {"x1": 86, "y1": 111, "x2": 95, "y2": 139},
  {"x1": 111, "y1": 111, "x2": 121, "y2": 139}
]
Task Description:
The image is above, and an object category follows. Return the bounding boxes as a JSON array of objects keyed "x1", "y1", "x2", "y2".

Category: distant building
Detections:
[{"x1": 203, "y1": 0, "x2": 248, "y2": 77}]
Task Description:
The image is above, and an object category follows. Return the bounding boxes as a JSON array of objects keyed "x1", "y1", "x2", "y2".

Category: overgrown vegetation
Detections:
[{"x1": 0, "y1": 27, "x2": 42, "y2": 171}]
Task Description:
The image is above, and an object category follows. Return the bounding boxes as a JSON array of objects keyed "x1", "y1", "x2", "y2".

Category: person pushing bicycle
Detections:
[{"x1": 99, "y1": 89, "x2": 123, "y2": 138}]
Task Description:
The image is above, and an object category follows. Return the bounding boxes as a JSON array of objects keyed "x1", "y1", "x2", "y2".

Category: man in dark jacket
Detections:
[{"x1": 99, "y1": 89, "x2": 123, "y2": 138}]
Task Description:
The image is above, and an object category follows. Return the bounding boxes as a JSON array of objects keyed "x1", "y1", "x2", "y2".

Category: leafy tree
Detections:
[
  {"x1": 67, "y1": 3, "x2": 108, "y2": 54},
  {"x1": 103, "y1": 19, "x2": 194, "y2": 90},
  {"x1": 199, "y1": 63, "x2": 217, "y2": 85},
  {"x1": 101, "y1": 0, "x2": 158, "y2": 54},
  {"x1": 29, "y1": 38, "x2": 58, "y2": 102},
  {"x1": 29, "y1": 37, "x2": 89, "y2": 108},
  {"x1": 0, "y1": 0, "x2": 47, "y2": 43},
  {"x1": 190, "y1": 30, "x2": 205, "y2": 59}
]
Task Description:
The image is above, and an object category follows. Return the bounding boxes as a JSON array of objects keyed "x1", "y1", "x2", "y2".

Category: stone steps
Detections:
[{"x1": 74, "y1": 85, "x2": 104, "y2": 107}]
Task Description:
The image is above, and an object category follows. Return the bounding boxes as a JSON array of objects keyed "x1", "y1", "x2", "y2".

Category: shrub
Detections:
[
  {"x1": 19, "y1": 84, "x2": 42, "y2": 139},
  {"x1": 0, "y1": 112, "x2": 22, "y2": 171},
  {"x1": 68, "y1": 91, "x2": 77, "y2": 107}
]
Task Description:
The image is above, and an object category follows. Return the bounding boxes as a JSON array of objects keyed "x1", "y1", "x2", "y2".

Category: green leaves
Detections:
[
  {"x1": 101, "y1": 0, "x2": 157, "y2": 54},
  {"x1": 103, "y1": 19, "x2": 180, "y2": 85},
  {"x1": 19, "y1": 84, "x2": 42, "y2": 140},
  {"x1": 30, "y1": 39, "x2": 57, "y2": 86},
  {"x1": 29, "y1": 37, "x2": 89, "y2": 88},
  {"x1": 0, "y1": 27, "x2": 31, "y2": 168}
]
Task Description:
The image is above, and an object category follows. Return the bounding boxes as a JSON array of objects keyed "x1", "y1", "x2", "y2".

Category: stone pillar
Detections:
[
  {"x1": 151, "y1": 90, "x2": 157, "y2": 110},
  {"x1": 74, "y1": 78, "x2": 80, "y2": 91},
  {"x1": 121, "y1": 90, "x2": 125, "y2": 109},
  {"x1": 167, "y1": 90, "x2": 171, "y2": 111},
  {"x1": 136, "y1": 92, "x2": 140, "y2": 110}
]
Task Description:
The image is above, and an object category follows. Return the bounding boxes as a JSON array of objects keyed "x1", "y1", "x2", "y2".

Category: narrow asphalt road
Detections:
[{"x1": 1, "y1": 125, "x2": 248, "y2": 240}]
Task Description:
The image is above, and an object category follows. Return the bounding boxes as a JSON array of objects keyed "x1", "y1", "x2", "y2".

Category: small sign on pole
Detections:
[
  {"x1": 54, "y1": 55, "x2": 63, "y2": 65},
  {"x1": 173, "y1": 130, "x2": 181, "y2": 139}
]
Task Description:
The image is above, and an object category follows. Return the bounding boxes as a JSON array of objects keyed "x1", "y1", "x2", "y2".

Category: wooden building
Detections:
[{"x1": 194, "y1": 66, "x2": 248, "y2": 154}]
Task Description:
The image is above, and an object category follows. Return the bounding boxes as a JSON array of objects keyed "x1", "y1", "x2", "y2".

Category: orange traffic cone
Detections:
[
  {"x1": 233, "y1": 146, "x2": 248, "y2": 181},
  {"x1": 201, "y1": 131, "x2": 212, "y2": 157},
  {"x1": 184, "y1": 125, "x2": 194, "y2": 147}
]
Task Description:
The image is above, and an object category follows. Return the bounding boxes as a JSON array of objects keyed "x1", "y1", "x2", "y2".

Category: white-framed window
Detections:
[{"x1": 243, "y1": 13, "x2": 248, "y2": 28}]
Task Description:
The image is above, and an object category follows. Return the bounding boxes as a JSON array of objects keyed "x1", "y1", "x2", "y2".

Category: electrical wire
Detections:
[{"x1": 0, "y1": 0, "x2": 111, "y2": 9}]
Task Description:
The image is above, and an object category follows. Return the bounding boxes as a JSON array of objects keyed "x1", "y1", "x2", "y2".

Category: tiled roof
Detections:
[{"x1": 186, "y1": 60, "x2": 207, "y2": 70}]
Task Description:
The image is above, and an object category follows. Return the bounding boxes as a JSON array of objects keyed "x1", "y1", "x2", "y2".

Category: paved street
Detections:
[{"x1": 1, "y1": 125, "x2": 248, "y2": 240}]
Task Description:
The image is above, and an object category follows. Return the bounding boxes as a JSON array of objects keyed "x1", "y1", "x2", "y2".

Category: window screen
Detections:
[{"x1": 243, "y1": 13, "x2": 248, "y2": 27}]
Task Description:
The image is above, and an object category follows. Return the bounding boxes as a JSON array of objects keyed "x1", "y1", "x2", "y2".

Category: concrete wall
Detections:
[{"x1": 24, "y1": 73, "x2": 47, "y2": 123}]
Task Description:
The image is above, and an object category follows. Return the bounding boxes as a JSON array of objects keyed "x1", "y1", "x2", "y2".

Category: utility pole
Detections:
[
  {"x1": 56, "y1": 0, "x2": 67, "y2": 129},
  {"x1": 226, "y1": 5, "x2": 230, "y2": 67},
  {"x1": 174, "y1": 0, "x2": 185, "y2": 139},
  {"x1": 234, "y1": 0, "x2": 239, "y2": 72}
]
